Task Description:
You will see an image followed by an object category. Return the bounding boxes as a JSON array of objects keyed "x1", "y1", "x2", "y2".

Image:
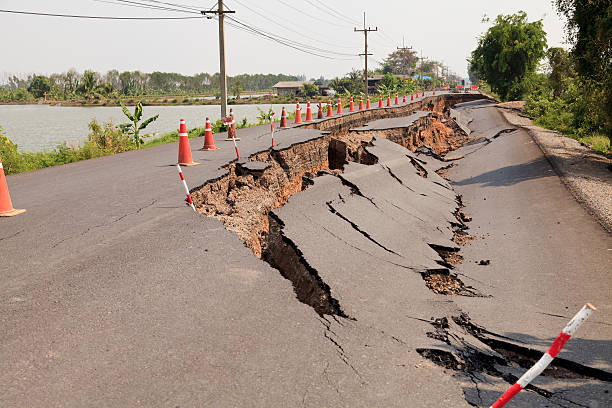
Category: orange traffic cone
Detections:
[
  {"x1": 349, "y1": 97, "x2": 355, "y2": 112},
  {"x1": 305, "y1": 101, "x2": 313, "y2": 122},
  {"x1": 433, "y1": 89, "x2": 436, "y2": 95},
  {"x1": 403, "y1": 93, "x2": 406, "y2": 103},
  {"x1": 317, "y1": 102, "x2": 323, "y2": 119},
  {"x1": 337, "y1": 98, "x2": 342, "y2": 114},
  {"x1": 378, "y1": 94, "x2": 383, "y2": 108},
  {"x1": 411, "y1": 93, "x2": 414, "y2": 101},
  {"x1": 280, "y1": 106, "x2": 288, "y2": 128},
  {"x1": 0, "y1": 158, "x2": 26, "y2": 217},
  {"x1": 327, "y1": 100, "x2": 333, "y2": 117},
  {"x1": 294, "y1": 103, "x2": 302, "y2": 124},
  {"x1": 178, "y1": 119, "x2": 199, "y2": 166},
  {"x1": 394, "y1": 93, "x2": 398, "y2": 105},
  {"x1": 366, "y1": 95, "x2": 371, "y2": 109},
  {"x1": 201, "y1": 117, "x2": 220, "y2": 151},
  {"x1": 387, "y1": 93, "x2": 391, "y2": 107},
  {"x1": 359, "y1": 96, "x2": 364, "y2": 110}
]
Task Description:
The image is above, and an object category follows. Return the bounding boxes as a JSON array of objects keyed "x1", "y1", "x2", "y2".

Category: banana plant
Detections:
[{"x1": 119, "y1": 101, "x2": 158, "y2": 148}]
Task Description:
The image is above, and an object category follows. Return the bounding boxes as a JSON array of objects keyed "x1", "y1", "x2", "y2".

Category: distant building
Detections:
[
  {"x1": 367, "y1": 74, "x2": 411, "y2": 93},
  {"x1": 272, "y1": 81, "x2": 314, "y2": 95}
]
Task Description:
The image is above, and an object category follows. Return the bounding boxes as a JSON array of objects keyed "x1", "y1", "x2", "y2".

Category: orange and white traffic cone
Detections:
[
  {"x1": 403, "y1": 93, "x2": 406, "y2": 103},
  {"x1": 317, "y1": 102, "x2": 323, "y2": 119},
  {"x1": 411, "y1": 93, "x2": 414, "y2": 101},
  {"x1": 337, "y1": 98, "x2": 342, "y2": 114},
  {"x1": 327, "y1": 100, "x2": 333, "y2": 117},
  {"x1": 394, "y1": 93, "x2": 399, "y2": 105},
  {"x1": 0, "y1": 157, "x2": 26, "y2": 217},
  {"x1": 387, "y1": 93, "x2": 391, "y2": 107},
  {"x1": 177, "y1": 119, "x2": 199, "y2": 166},
  {"x1": 378, "y1": 94, "x2": 383, "y2": 108},
  {"x1": 358, "y1": 96, "x2": 363, "y2": 110},
  {"x1": 294, "y1": 103, "x2": 302, "y2": 124},
  {"x1": 305, "y1": 101, "x2": 313, "y2": 122},
  {"x1": 349, "y1": 97, "x2": 355, "y2": 112},
  {"x1": 366, "y1": 95, "x2": 371, "y2": 109},
  {"x1": 280, "y1": 106, "x2": 288, "y2": 128},
  {"x1": 433, "y1": 89, "x2": 436, "y2": 95},
  {"x1": 200, "y1": 117, "x2": 220, "y2": 151}
]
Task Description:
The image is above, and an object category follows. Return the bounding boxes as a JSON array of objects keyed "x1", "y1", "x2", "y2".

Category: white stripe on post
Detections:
[
  {"x1": 176, "y1": 164, "x2": 196, "y2": 212},
  {"x1": 489, "y1": 303, "x2": 596, "y2": 408}
]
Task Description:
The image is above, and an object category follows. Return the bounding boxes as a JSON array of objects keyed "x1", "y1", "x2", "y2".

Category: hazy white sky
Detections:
[{"x1": 0, "y1": 0, "x2": 567, "y2": 81}]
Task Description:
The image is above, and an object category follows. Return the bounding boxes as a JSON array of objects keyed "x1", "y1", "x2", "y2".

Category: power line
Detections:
[
  {"x1": 305, "y1": 0, "x2": 361, "y2": 26},
  {"x1": 0, "y1": 9, "x2": 203, "y2": 19},
  {"x1": 90, "y1": 0, "x2": 198, "y2": 14},
  {"x1": 226, "y1": 16, "x2": 357, "y2": 57},
  {"x1": 139, "y1": 0, "x2": 202, "y2": 12},
  {"x1": 274, "y1": 0, "x2": 353, "y2": 28},
  {"x1": 224, "y1": 16, "x2": 357, "y2": 60},
  {"x1": 112, "y1": 0, "x2": 199, "y2": 14},
  {"x1": 226, "y1": 0, "x2": 354, "y2": 50}
]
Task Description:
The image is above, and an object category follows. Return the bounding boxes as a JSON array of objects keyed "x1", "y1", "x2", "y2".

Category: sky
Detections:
[{"x1": 0, "y1": 0, "x2": 568, "y2": 82}]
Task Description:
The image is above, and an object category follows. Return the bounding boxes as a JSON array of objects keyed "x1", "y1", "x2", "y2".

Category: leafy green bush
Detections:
[
  {"x1": 0, "y1": 127, "x2": 27, "y2": 174},
  {"x1": 87, "y1": 119, "x2": 135, "y2": 153}
]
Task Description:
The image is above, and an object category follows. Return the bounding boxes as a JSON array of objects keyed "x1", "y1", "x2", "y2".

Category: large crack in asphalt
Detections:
[
  {"x1": 416, "y1": 313, "x2": 612, "y2": 407},
  {"x1": 191, "y1": 98, "x2": 483, "y2": 317}
]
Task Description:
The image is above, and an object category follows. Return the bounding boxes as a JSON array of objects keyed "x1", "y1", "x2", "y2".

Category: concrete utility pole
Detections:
[
  {"x1": 354, "y1": 12, "x2": 377, "y2": 98},
  {"x1": 417, "y1": 50, "x2": 428, "y2": 88},
  {"x1": 397, "y1": 38, "x2": 412, "y2": 97},
  {"x1": 201, "y1": 1, "x2": 235, "y2": 118}
]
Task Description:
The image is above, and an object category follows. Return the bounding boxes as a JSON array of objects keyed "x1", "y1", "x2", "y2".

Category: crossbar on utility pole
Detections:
[
  {"x1": 417, "y1": 50, "x2": 428, "y2": 87},
  {"x1": 354, "y1": 12, "x2": 376, "y2": 98},
  {"x1": 397, "y1": 37, "x2": 413, "y2": 97},
  {"x1": 201, "y1": 1, "x2": 235, "y2": 118}
]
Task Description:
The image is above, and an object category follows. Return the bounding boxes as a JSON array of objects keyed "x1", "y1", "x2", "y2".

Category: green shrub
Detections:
[{"x1": 0, "y1": 127, "x2": 27, "y2": 174}]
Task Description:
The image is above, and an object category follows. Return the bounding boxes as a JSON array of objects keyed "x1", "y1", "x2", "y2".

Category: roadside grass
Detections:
[
  {"x1": 1, "y1": 116, "x2": 269, "y2": 175},
  {"x1": 577, "y1": 133, "x2": 611, "y2": 154}
]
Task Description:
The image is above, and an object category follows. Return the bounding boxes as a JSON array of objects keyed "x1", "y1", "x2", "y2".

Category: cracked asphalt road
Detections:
[{"x1": 1, "y1": 93, "x2": 609, "y2": 407}]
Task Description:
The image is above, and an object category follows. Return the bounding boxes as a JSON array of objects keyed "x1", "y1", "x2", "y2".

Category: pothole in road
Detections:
[{"x1": 191, "y1": 98, "x2": 482, "y2": 315}]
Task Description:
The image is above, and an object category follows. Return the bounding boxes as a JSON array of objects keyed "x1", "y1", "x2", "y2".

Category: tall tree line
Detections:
[{"x1": 1, "y1": 70, "x2": 298, "y2": 101}]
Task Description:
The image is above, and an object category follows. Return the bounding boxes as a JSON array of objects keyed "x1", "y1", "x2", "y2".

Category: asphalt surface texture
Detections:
[{"x1": 1, "y1": 92, "x2": 610, "y2": 407}]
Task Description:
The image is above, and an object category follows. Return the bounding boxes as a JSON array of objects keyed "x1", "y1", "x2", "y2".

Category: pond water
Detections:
[{"x1": 0, "y1": 103, "x2": 288, "y2": 152}]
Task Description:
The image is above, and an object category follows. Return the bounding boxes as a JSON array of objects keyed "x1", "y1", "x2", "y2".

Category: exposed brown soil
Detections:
[
  {"x1": 190, "y1": 94, "x2": 485, "y2": 312},
  {"x1": 422, "y1": 271, "x2": 480, "y2": 297}
]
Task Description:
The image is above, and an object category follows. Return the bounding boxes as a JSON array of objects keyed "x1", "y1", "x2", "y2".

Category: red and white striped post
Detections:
[
  {"x1": 223, "y1": 116, "x2": 239, "y2": 159},
  {"x1": 489, "y1": 303, "x2": 597, "y2": 408},
  {"x1": 176, "y1": 164, "x2": 196, "y2": 212},
  {"x1": 270, "y1": 111, "x2": 275, "y2": 147}
]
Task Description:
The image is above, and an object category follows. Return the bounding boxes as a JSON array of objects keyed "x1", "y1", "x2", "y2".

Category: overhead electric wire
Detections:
[
  {"x1": 303, "y1": 0, "x2": 361, "y2": 26},
  {"x1": 139, "y1": 0, "x2": 202, "y2": 12},
  {"x1": 0, "y1": 9, "x2": 203, "y2": 19},
  {"x1": 274, "y1": 0, "x2": 353, "y2": 28},
  {"x1": 90, "y1": 0, "x2": 198, "y2": 14},
  {"x1": 226, "y1": 15, "x2": 357, "y2": 57},
  {"x1": 112, "y1": 0, "x2": 199, "y2": 14},
  {"x1": 223, "y1": 16, "x2": 357, "y2": 60},
  {"x1": 226, "y1": 0, "x2": 355, "y2": 50}
]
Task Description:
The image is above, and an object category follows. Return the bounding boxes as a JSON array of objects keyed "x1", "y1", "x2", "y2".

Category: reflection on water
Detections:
[{"x1": 0, "y1": 103, "x2": 286, "y2": 152}]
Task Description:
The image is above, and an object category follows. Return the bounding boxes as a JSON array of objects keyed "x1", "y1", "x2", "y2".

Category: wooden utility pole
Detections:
[
  {"x1": 354, "y1": 12, "x2": 376, "y2": 97},
  {"x1": 397, "y1": 38, "x2": 412, "y2": 97},
  {"x1": 201, "y1": 1, "x2": 235, "y2": 118}
]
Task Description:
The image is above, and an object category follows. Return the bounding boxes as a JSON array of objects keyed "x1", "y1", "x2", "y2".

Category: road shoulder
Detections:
[{"x1": 497, "y1": 102, "x2": 612, "y2": 233}]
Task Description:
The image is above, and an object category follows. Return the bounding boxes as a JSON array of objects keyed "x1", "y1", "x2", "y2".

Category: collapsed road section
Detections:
[
  {"x1": 188, "y1": 94, "x2": 611, "y2": 407},
  {"x1": 191, "y1": 97, "x2": 483, "y2": 317}
]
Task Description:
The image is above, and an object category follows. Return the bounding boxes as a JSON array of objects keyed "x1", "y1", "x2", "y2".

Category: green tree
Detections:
[
  {"x1": 301, "y1": 83, "x2": 319, "y2": 98},
  {"x1": 119, "y1": 102, "x2": 159, "y2": 148},
  {"x1": 382, "y1": 49, "x2": 418, "y2": 75},
  {"x1": 27, "y1": 76, "x2": 51, "y2": 98},
  {"x1": 546, "y1": 47, "x2": 574, "y2": 97},
  {"x1": 554, "y1": 0, "x2": 612, "y2": 135},
  {"x1": 469, "y1": 11, "x2": 547, "y2": 100}
]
